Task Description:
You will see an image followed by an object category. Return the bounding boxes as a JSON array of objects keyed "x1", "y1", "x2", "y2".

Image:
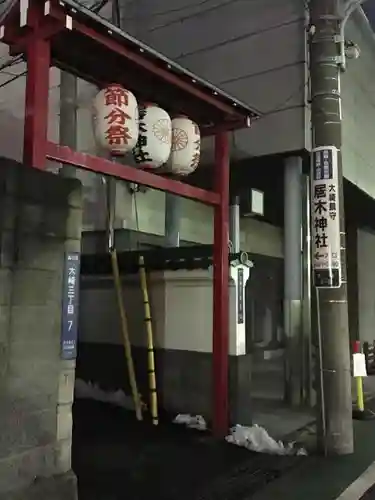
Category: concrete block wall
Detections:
[{"x1": 0, "y1": 158, "x2": 82, "y2": 499}]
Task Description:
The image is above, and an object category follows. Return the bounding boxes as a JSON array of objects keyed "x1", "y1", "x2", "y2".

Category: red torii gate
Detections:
[{"x1": 0, "y1": 0, "x2": 259, "y2": 436}]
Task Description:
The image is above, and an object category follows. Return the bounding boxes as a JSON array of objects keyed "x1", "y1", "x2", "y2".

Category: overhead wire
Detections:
[
  {"x1": 255, "y1": 0, "x2": 311, "y2": 120},
  {"x1": 143, "y1": 0, "x2": 311, "y2": 33},
  {"x1": 73, "y1": 0, "x2": 109, "y2": 13},
  {"x1": 230, "y1": 72, "x2": 310, "y2": 153},
  {"x1": 121, "y1": 0, "x2": 219, "y2": 20},
  {"x1": 0, "y1": 54, "x2": 26, "y2": 90},
  {"x1": 0, "y1": 0, "x2": 109, "y2": 91},
  {"x1": 76, "y1": 0, "x2": 219, "y2": 19},
  {"x1": 0, "y1": 70, "x2": 27, "y2": 89},
  {"x1": 0, "y1": 0, "x2": 314, "y2": 141},
  {"x1": 0, "y1": 54, "x2": 23, "y2": 70},
  {"x1": 147, "y1": 0, "x2": 241, "y2": 32},
  {"x1": 91, "y1": 0, "x2": 109, "y2": 13},
  {"x1": 0, "y1": 0, "x2": 312, "y2": 92},
  {"x1": 231, "y1": 0, "x2": 311, "y2": 152}
]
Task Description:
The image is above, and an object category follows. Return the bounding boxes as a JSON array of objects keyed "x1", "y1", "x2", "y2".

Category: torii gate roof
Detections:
[{"x1": 0, "y1": 0, "x2": 260, "y2": 135}]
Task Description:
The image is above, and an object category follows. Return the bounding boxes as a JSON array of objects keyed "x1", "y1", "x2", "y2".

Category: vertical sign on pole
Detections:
[
  {"x1": 311, "y1": 146, "x2": 341, "y2": 288},
  {"x1": 61, "y1": 251, "x2": 81, "y2": 359}
]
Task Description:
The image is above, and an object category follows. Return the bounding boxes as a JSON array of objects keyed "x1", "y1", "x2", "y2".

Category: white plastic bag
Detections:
[
  {"x1": 226, "y1": 424, "x2": 307, "y2": 456},
  {"x1": 74, "y1": 378, "x2": 134, "y2": 410},
  {"x1": 173, "y1": 413, "x2": 207, "y2": 431}
]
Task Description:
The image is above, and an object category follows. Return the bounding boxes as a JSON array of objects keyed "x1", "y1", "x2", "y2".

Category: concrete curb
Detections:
[{"x1": 336, "y1": 461, "x2": 375, "y2": 500}]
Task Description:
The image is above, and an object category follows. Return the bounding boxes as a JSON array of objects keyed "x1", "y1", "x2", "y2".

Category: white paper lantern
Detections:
[
  {"x1": 133, "y1": 103, "x2": 172, "y2": 168},
  {"x1": 92, "y1": 83, "x2": 139, "y2": 156},
  {"x1": 168, "y1": 116, "x2": 201, "y2": 176}
]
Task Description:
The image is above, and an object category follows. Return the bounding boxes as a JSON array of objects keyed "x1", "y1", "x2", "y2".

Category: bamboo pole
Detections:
[
  {"x1": 138, "y1": 254, "x2": 158, "y2": 425},
  {"x1": 111, "y1": 248, "x2": 143, "y2": 421}
]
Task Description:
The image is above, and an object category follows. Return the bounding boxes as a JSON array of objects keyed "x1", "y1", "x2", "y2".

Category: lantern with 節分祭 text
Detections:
[
  {"x1": 133, "y1": 103, "x2": 172, "y2": 168},
  {"x1": 92, "y1": 83, "x2": 139, "y2": 156},
  {"x1": 167, "y1": 116, "x2": 201, "y2": 176}
]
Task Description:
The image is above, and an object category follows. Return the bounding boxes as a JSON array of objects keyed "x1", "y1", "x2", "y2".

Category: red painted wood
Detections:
[
  {"x1": 46, "y1": 142, "x2": 220, "y2": 205},
  {"x1": 23, "y1": 36, "x2": 50, "y2": 169},
  {"x1": 212, "y1": 131, "x2": 230, "y2": 437}
]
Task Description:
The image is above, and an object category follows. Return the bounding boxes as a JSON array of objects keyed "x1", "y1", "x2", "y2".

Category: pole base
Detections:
[{"x1": 352, "y1": 408, "x2": 375, "y2": 421}]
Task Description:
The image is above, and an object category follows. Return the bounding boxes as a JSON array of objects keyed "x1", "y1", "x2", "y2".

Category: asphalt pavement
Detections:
[
  {"x1": 72, "y1": 399, "x2": 303, "y2": 500},
  {"x1": 251, "y1": 413, "x2": 375, "y2": 500},
  {"x1": 72, "y1": 397, "x2": 375, "y2": 500}
]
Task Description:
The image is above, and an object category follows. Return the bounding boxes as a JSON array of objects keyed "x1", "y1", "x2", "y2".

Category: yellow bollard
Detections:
[
  {"x1": 353, "y1": 340, "x2": 365, "y2": 417},
  {"x1": 356, "y1": 376, "x2": 365, "y2": 412}
]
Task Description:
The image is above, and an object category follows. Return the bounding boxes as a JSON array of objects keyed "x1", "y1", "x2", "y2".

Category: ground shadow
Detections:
[{"x1": 72, "y1": 399, "x2": 304, "y2": 500}]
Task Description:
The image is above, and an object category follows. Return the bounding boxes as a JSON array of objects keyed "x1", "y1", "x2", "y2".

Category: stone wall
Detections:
[{"x1": 0, "y1": 158, "x2": 82, "y2": 499}]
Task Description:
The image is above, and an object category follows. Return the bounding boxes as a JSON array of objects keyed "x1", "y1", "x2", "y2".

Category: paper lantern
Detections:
[
  {"x1": 133, "y1": 103, "x2": 172, "y2": 168},
  {"x1": 168, "y1": 116, "x2": 201, "y2": 175},
  {"x1": 92, "y1": 83, "x2": 138, "y2": 156}
]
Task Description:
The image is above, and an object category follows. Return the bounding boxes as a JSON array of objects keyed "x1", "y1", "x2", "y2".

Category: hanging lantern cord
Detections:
[{"x1": 104, "y1": 175, "x2": 115, "y2": 252}]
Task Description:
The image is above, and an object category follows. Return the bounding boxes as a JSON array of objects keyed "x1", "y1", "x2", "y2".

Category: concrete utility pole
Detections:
[{"x1": 309, "y1": 0, "x2": 354, "y2": 454}]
